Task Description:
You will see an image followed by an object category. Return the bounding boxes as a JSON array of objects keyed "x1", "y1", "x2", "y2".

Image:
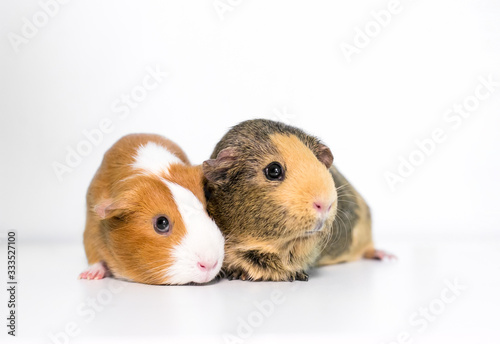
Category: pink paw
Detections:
[
  {"x1": 79, "y1": 262, "x2": 110, "y2": 280},
  {"x1": 368, "y1": 249, "x2": 398, "y2": 262}
]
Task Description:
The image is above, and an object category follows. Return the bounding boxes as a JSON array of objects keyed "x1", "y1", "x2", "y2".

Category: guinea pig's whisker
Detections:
[
  {"x1": 144, "y1": 264, "x2": 169, "y2": 273},
  {"x1": 336, "y1": 187, "x2": 354, "y2": 196},
  {"x1": 140, "y1": 261, "x2": 171, "y2": 272},
  {"x1": 330, "y1": 217, "x2": 344, "y2": 246},
  {"x1": 335, "y1": 184, "x2": 349, "y2": 191},
  {"x1": 336, "y1": 191, "x2": 356, "y2": 198},
  {"x1": 337, "y1": 199, "x2": 358, "y2": 206},
  {"x1": 133, "y1": 261, "x2": 171, "y2": 279},
  {"x1": 335, "y1": 184, "x2": 351, "y2": 192},
  {"x1": 332, "y1": 184, "x2": 358, "y2": 253},
  {"x1": 336, "y1": 207, "x2": 354, "y2": 225},
  {"x1": 326, "y1": 220, "x2": 344, "y2": 256},
  {"x1": 136, "y1": 269, "x2": 165, "y2": 279},
  {"x1": 224, "y1": 227, "x2": 240, "y2": 242},
  {"x1": 335, "y1": 208, "x2": 353, "y2": 252},
  {"x1": 332, "y1": 212, "x2": 346, "y2": 242},
  {"x1": 316, "y1": 226, "x2": 332, "y2": 254},
  {"x1": 134, "y1": 269, "x2": 171, "y2": 284},
  {"x1": 133, "y1": 267, "x2": 167, "y2": 279}
]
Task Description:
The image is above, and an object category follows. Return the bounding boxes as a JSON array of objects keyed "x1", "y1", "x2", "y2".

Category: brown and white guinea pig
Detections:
[
  {"x1": 202, "y1": 119, "x2": 394, "y2": 282},
  {"x1": 79, "y1": 133, "x2": 225, "y2": 285}
]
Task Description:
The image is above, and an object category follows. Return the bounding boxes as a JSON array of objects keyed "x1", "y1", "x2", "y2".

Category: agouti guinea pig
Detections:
[
  {"x1": 203, "y1": 119, "x2": 394, "y2": 282},
  {"x1": 80, "y1": 134, "x2": 225, "y2": 285}
]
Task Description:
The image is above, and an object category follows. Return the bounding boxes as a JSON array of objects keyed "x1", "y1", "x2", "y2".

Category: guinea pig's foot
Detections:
[
  {"x1": 294, "y1": 271, "x2": 309, "y2": 281},
  {"x1": 216, "y1": 270, "x2": 227, "y2": 280},
  {"x1": 364, "y1": 249, "x2": 397, "y2": 262},
  {"x1": 78, "y1": 261, "x2": 110, "y2": 280},
  {"x1": 285, "y1": 270, "x2": 308, "y2": 282},
  {"x1": 226, "y1": 269, "x2": 251, "y2": 281}
]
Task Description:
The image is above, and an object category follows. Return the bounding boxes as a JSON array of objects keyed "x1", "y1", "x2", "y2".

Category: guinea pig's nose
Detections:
[
  {"x1": 197, "y1": 260, "x2": 218, "y2": 272},
  {"x1": 313, "y1": 201, "x2": 333, "y2": 214}
]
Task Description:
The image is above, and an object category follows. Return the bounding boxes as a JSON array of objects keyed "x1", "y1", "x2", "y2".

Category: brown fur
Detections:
[
  {"x1": 203, "y1": 119, "x2": 376, "y2": 281},
  {"x1": 83, "y1": 133, "x2": 205, "y2": 285},
  {"x1": 316, "y1": 166, "x2": 373, "y2": 265}
]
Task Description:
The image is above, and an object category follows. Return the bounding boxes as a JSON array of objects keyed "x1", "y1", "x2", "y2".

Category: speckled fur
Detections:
[{"x1": 203, "y1": 119, "x2": 375, "y2": 281}]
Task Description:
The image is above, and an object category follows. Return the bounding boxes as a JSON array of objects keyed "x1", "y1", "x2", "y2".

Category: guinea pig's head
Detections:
[
  {"x1": 203, "y1": 119, "x2": 337, "y2": 251},
  {"x1": 95, "y1": 165, "x2": 224, "y2": 285}
]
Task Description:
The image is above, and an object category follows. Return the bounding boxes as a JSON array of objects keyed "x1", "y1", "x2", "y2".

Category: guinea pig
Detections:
[
  {"x1": 79, "y1": 133, "x2": 225, "y2": 285},
  {"x1": 202, "y1": 119, "x2": 394, "y2": 282}
]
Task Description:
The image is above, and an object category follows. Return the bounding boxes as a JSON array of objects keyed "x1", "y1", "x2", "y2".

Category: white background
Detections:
[
  {"x1": 1, "y1": 1, "x2": 500, "y2": 343},
  {"x1": 1, "y1": 0, "x2": 500, "y2": 243}
]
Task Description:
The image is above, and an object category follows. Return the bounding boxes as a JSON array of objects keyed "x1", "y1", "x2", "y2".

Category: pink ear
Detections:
[
  {"x1": 316, "y1": 143, "x2": 334, "y2": 168},
  {"x1": 202, "y1": 147, "x2": 238, "y2": 182},
  {"x1": 94, "y1": 199, "x2": 122, "y2": 219}
]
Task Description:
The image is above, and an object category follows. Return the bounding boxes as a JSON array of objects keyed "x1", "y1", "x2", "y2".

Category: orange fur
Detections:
[
  {"x1": 83, "y1": 134, "x2": 205, "y2": 285},
  {"x1": 269, "y1": 134, "x2": 337, "y2": 223},
  {"x1": 204, "y1": 119, "x2": 380, "y2": 281},
  {"x1": 214, "y1": 134, "x2": 338, "y2": 281}
]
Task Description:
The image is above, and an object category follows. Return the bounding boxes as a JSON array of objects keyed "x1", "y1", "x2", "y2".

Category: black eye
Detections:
[
  {"x1": 154, "y1": 216, "x2": 170, "y2": 234},
  {"x1": 264, "y1": 162, "x2": 285, "y2": 181}
]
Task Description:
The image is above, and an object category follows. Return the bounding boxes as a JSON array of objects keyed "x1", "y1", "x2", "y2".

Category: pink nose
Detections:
[
  {"x1": 313, "y1": 201, "x2": 332, "y2": 214},
  {"x1": 197, "y1": 260, "x2": 218, "y2": 272}
]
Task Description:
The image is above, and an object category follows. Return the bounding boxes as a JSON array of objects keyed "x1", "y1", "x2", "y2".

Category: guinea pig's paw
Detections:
[
  {"x1": 226, "y1": 269, "x2": 251, "y2": 281},
  {"x1": 78, "y1": 261, "x2": 110, "y2": 280},
  {"x1": 284, "y1": 270, "x2": 309, "y2": 282},
  {"x1": 216, "y1": 270, "x2": 227, "y2": 280},
  {"x1": 365, "y1": 249, "x2": 398, "y2": 262},
  {"x1": 294, "y1": 271, "x2": 309, "y2": 281}
]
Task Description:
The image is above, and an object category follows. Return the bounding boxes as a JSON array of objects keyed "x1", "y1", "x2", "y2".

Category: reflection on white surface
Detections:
[{"x1": 1, "y1": 238, "x2": 498, "y2": 343}]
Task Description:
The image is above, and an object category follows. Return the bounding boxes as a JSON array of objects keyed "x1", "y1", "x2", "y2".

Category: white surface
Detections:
[
  {"x1": 1, "y1": 238, "x2": 499, "y2": 343},
  {"x1": 1, "y1": 0, "x2": 500, "y2": 242}
]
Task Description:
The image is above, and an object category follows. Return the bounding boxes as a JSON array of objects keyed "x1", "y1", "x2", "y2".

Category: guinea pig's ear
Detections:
[
  {"x1": 202, "y1": 147, "x2": 238, "y2": 183},
  {"x1": 315, "y1": 143, "x2": 334, "y2": 168},
  {"x1": 94, "y1": 198, "x2": 127, "y2": 219}
]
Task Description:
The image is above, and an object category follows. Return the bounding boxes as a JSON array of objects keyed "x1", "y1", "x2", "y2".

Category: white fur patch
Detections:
[
  {"x1": 163, "y1": 180, "x2": 225, "y2": 284},
  {"x1": 132, "y1": 142, "x2": 183, "y2": 177}
]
